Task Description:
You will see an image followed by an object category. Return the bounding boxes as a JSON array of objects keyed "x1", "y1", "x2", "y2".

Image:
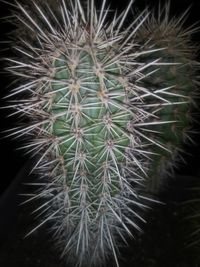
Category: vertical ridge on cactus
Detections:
[{"x1": 2, "y1": 0, "x2": 199, "y2": 266}]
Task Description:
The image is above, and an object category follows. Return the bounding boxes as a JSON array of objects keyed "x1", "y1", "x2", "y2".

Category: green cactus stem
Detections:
[{"x1": 135, "y1": 2, "x2": 199, "y2": 191}]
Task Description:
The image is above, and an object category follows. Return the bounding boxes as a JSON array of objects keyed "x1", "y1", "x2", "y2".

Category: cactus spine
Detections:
[{"x1": 3, "y1": 0, "x2": 199, "y2": 266}]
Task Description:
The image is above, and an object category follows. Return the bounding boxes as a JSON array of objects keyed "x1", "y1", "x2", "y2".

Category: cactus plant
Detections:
[
  {"x1": 135, "y1": 2, "x2": 199, "y2": 191},
  {"x1": 2, "y1": 0, "x2": 199, "y2": 266}
]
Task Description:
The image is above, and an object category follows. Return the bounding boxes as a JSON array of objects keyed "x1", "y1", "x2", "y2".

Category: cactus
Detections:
[
  {"x1": 3, "y1": 0, "x2": 199, "y2": 266},
  {"x1": 135, "y1": 2, "x2": 199, "y2": 191}
]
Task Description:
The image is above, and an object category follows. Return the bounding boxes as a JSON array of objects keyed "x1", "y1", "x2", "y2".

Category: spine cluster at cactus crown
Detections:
[{"x1": 2, "y1": 0, "x2": 199, "y2": 266}]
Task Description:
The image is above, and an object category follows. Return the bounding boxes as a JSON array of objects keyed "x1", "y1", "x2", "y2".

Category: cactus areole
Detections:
[{"x1": 4, "y1": 0, "x2": 198, "y2": 266}]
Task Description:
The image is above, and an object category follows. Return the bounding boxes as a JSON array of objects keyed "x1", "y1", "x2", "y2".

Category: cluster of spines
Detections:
[{"x1": 2, "y1": 0, "x2": 198, "y2": 267}]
